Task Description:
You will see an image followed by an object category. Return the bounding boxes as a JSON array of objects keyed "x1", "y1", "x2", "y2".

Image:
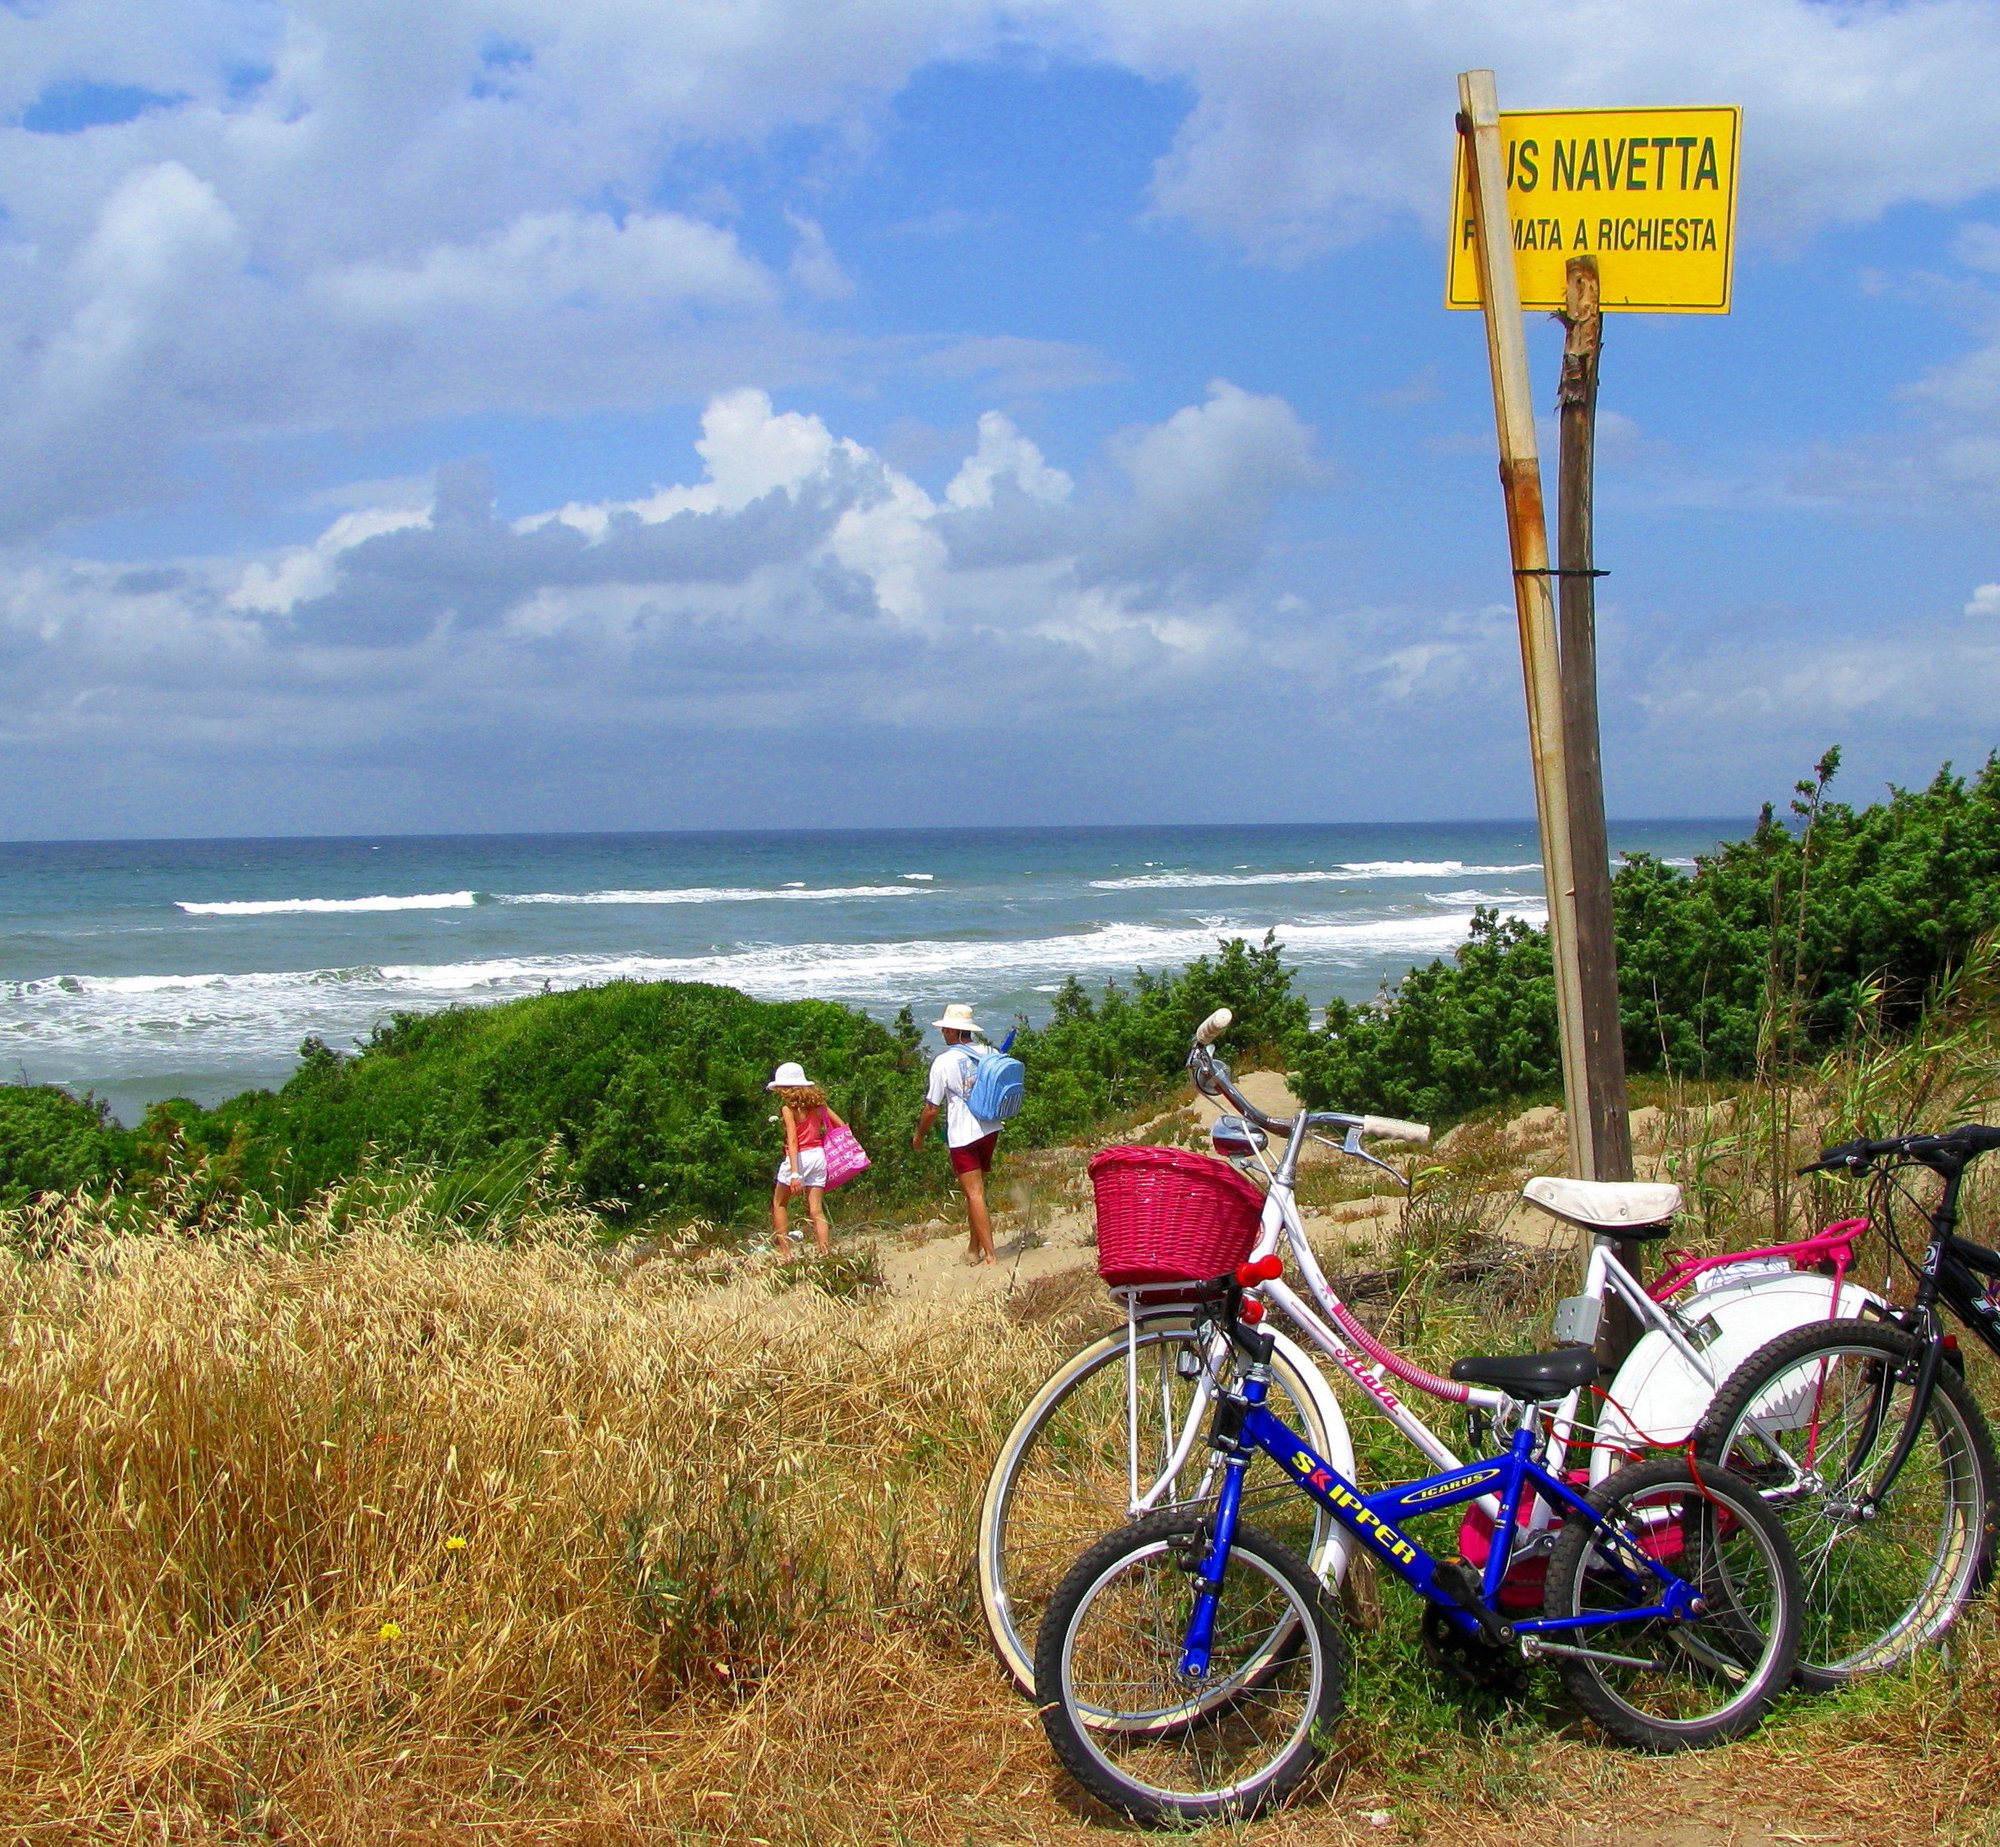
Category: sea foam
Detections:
[
  {"x1": 175, "y1": 892, "x2": 484, "y2": 916},
  {"x1": 499, "y1": 885, "x2": 921, "y2": 905},
  {"x1": 175, "y1": 885, "x2": 924, "y2": 916},
  {"x1": 4, "y1": 902, "x2": 1546, "y2": 1069},
  {"x1": 1089, "y1": 861, "x2": 1541, "y2": 891}
]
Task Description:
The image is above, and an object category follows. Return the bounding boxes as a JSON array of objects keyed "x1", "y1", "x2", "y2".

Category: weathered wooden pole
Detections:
[
  {"x1": 1556, "y1": 254, "x2": 1643, "y2": 1363},
  {"x1": 1455, "y1": 70, "x2": 1596, "y2": 1180},
  {"x1": 1554, "y1": 255, "x2": 1633, "y2": 1187}
]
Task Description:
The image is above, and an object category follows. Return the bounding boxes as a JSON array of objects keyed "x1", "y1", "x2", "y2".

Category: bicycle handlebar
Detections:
[
  {"x1": 1185, "y1": 1022, "x2": 1431, "y2": 1146},
  {"x1": 1800, "y1": 1123, "x2": 2000, "y2": 1176}
]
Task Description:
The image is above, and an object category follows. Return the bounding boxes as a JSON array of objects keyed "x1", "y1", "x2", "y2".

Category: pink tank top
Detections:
[{"x1": 791, "y1": 1107, "x2": 826, "y2": 1150}]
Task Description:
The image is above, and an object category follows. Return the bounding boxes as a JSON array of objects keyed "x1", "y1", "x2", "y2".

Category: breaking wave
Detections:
[
  {"x1": 5, "y1": 902, "x2": 1545, "y2": 1073},
  {"x1": 175, "y1": 885, "x2": 924, "y2": 916},
  {"x1": 1090, "y1": 860, "x2": 1541, "y2": 890}
]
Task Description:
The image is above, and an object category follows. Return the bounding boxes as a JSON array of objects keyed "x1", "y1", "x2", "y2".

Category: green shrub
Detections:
[
  {"x1": 0, "y1": 1085, "x2": 132, "y2": 1206},
  {"x1": 1010, "y1": 932, "x2": 1311, "y2": 1142},
  {"x1": 1296, "y1": 910, "x2": 1560, "y2": 1123},
  {"x1": 134, "y1": 981, "x2": 930, "y2": 1228},
  {"x1": 1296, "y1": 752, "x2": 2000, "y2": 1124}
]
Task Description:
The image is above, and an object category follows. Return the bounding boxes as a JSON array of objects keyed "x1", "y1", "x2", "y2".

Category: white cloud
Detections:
[
  {"x1": 1078, "y1": 0, "x2": 2000, "y2": 258},
  {"x1": 229, "y1": 504, "x2": 433, "y2": 615},
  {"x1": 1098, "y1": 380, "x2": 1325, "y2": 592},
  {"x1": 2, "y1": 0, "x2": 1996, "y2": 547},
  {"x1": 784, "y1": 212, "x2": 855, "y2": 299},
  {"x1": 1968, "y1": 583, "x2": 2000, "y2": 617},
  {"x1": 1798, "y1": 262, "x2": 2000, "y2": 511},
  {"x1": 1633, "y1": 625, "x2": 2000, "y2": 732},
  {"x1": 944, "y1": 411, "x2": 1073, "y2": 509},
  {"x1": 532, "y1": 388, "x2": 858, "y2": 541},
  {"x1": 0, "y1": 384, "x2": 1329, "y2": 782},
  {"x1": 320, "y1": 208, "x2": 773, "y2": 319},
  {"x1": 1956, "y1": 224, "x2": 2000, "y2": 275}
]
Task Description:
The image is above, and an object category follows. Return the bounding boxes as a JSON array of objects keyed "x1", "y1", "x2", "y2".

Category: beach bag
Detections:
[
  {"x1": 820, "y1": 1112, "x2": 870, "y2": 1188},
  {"x1": 965, "y1": 1044, "x2": 1026, "y2": 1122}
]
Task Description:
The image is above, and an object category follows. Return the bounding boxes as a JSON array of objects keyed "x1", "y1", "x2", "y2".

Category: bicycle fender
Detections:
[
  {"x1": 1594, "y1": 1272, "x2": 1886, "y2": 1464},
  {"x1": 1268, "y1": 1325, "x2": 1358, "y2": 1587}
]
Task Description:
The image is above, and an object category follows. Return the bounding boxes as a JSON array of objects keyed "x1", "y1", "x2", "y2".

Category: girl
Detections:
[{"x1": 767, "y1": 1061, "x2": 846, "y2": 1255}]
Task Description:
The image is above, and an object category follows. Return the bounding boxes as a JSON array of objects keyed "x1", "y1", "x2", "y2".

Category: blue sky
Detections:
[{"x1": 1, "y1": 1, "x2": 1997, "y2": 839}]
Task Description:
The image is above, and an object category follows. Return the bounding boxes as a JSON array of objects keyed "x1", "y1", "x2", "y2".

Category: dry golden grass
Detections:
[
  {"x1": 4, "y1": 1082, "x2": 1999, "y2": 1845},
  {"x1": 0, "y1": 1188, "x2": 1072, "y2": 1844}
]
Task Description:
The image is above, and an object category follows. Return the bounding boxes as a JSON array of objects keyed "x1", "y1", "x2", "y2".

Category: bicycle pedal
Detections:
[{"x1": 1432, "y1": 1558, "x2": 1516, "y2": 1647}]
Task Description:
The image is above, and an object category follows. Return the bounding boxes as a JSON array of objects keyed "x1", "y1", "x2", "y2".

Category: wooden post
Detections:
[
  {"x1": 1556, "y1": 254, "x2": 1643, "y2": 1363},
  {"x1": 1455, "y1": 70, "x2": 1595, "y2": 1181}
]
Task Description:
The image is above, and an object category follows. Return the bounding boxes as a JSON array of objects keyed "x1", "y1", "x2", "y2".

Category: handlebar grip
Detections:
[
  {"x1": 1806, "y1": 1136, "x2": 1878, "y2": 1174},
  {"x1": 1362, "y1": 1115, "x2": 1431, "y2": 1145},
  {"x1": 1193, "y1": 1008, "x2": 1233, "y2": 1047}
]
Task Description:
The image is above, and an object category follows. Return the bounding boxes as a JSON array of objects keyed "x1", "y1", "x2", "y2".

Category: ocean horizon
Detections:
[{"x1": 2, "y1": 817, "x2": 1746, "y2": 1126}]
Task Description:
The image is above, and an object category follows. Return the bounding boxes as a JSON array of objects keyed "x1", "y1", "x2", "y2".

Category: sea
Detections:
[{"x1": 0, "y1": 821, "x2": 1740, "y2": 1126}]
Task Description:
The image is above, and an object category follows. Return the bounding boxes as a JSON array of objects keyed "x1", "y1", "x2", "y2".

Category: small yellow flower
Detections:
[
  {"x1": 444, "y1": 1536, "x2": 468, "y2": 1551},
  {"x1": 377, "y1": 1621, "x2": 401, "y2": 1641}
]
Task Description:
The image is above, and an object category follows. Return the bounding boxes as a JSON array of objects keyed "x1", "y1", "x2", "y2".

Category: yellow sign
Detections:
[{"x1": 1446, "y1": 106, "x2": 1740, "y2": 313}]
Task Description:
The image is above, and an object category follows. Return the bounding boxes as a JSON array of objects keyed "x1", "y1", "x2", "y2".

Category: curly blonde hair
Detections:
[{"x1": 775, "y1": 1083, "x2": 826, "y2": 1115}]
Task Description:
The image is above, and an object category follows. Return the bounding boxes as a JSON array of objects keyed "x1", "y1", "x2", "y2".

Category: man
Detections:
[{"x1": 912, "y1": 1001, "x2": 1003, "y2": 1266}]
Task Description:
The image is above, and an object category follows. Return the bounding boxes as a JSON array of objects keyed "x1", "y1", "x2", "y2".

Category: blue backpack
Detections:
[{"x1": 965, "y1": 1043, "x2": 1026, "y2": 1122}]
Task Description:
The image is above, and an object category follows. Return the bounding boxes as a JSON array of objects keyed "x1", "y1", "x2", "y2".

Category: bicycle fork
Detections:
[
  {"x1": 1855, "y1": 1306, "x2": 1946, "y2": 1520},
  {"x1": 1177, "y1": 1399, "x2": 1255, "y2": 1679}
]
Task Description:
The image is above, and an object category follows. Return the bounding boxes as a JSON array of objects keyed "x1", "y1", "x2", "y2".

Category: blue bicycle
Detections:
[{"x1": 1035, "y1": 1259, "x2": 1803, "y2": 1824}]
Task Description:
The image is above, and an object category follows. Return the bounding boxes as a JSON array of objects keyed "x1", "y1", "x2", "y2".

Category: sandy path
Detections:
[
  {"x1": 868, "y1": 1078, "x2": 1693, "y2": 1305},
  {"x1": 877, "y1": 1071, "x2": 1407, "y2": 1305}
]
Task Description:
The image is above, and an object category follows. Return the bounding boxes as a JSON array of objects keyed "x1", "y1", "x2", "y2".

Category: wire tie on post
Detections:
[{"x1": 1513, "y1": 567, "x2": 1611, "y2": 578}]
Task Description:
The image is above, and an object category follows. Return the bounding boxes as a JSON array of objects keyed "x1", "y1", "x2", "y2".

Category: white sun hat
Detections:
[
  {"x1": 766, "y1": 1061, "x2": 812, "y2": 1089},
  {"x1": 931, "y1": 1003, "x2": 983, "y2": 1035}
]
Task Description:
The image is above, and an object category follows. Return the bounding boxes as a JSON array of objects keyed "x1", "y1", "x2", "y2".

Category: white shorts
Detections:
[{"x1": 776, "y1": 1147, "x2": 828, "y2": 1189}]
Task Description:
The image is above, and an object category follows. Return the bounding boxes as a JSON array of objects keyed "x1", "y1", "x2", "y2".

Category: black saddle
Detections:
[{"x1": 1449, "y1": 1344, "x2": 1599, "y2": 1399}]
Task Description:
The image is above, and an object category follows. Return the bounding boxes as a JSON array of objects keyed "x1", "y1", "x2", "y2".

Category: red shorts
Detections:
[{"x1": 949, "y1": 1132, "x2": 999, "y2": 1176}]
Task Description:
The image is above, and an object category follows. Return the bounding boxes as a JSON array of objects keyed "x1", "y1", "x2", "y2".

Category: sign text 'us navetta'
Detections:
[{"x1": 1447, "y1": 105, "x2": 1740, "y2": 312}]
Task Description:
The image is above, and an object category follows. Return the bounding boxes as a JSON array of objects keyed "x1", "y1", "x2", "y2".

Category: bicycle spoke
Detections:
[{"x1": 1705, "y1": 1323, "x2": 1990, "y2": 1683}]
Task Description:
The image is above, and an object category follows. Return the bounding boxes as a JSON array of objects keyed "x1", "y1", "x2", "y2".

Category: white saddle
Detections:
[{"x1": 1522, "y1": 1175, "x2": 1681, "y2": 1231}]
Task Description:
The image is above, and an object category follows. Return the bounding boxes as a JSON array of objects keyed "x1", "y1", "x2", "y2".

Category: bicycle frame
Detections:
[
  {"x1": 1123, "y1": 1103, "x2": 1851, "y2": 1536},
  {"x1": 1178, "y1": 1363, "x2": 1696, "y2": 1678},
  {"x1": 1128, "y1": 1111, "x2": 1784, "y2": 1503}
]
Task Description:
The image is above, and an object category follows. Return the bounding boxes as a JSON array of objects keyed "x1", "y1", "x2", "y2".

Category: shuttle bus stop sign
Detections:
[{"x1": 1447, "y1": 106, "x2": 1740, "y2": 312}]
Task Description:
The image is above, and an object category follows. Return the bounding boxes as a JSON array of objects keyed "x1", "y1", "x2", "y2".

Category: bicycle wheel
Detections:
[
  {"x1": 1695, "y1": 1319, "x2": 1996, "y2": 1690},
  {"x1": 1542, "y1": 1454, "x2": 1801, "y2": 1751},
  {"x1": 979, "y1": 1316, "x2": 1337, "y2": 1694},
  {"x1": 1035, "y1": 1511, "x2": 1346, "y2": 1824}
]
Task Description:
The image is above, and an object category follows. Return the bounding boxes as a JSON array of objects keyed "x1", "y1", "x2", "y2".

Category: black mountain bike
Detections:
[{"x1": 1695, "y1": 1123, "x2": 2000, "y2": 1689}]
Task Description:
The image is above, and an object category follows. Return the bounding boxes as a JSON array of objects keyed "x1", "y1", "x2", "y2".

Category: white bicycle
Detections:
[{"x1": 977, "y1": 1007, "x2": 1882, "y2": 1692}]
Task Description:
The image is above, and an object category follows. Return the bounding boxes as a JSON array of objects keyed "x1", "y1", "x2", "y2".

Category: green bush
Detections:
[
  {"x1": 0, "y1": 1085, "x2": 132, "y2": 1207},
  {"x1": 1296, "y1": 752, "x2": 2000, "y2": 1124},
  {"x1": 1009, "y1": 933, "x2": 1311, "y2": 1143},
  {"x1": 133, "y1": 981, "x2": 931, "y2": 1228},
  {"x1": 1297, "y1": 910, "x2": 1560, "y2": 1124},
  {"x1": 20, "y1": 754, "x2": 1991, "y2": 1226}
]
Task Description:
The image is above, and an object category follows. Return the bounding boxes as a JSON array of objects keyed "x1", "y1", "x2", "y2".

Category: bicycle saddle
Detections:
[
  {"x1": 1448, "y1": 1344, "x2": 1600, "y2": 1399},
  {"x1": 1522, "y1": 1176, "x2": 1680, "y2": 1234}
]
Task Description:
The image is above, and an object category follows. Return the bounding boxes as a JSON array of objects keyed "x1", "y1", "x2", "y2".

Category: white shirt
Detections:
[{"x1": 927, "y1": 1042, "x2": 1003, "y2": 1148}]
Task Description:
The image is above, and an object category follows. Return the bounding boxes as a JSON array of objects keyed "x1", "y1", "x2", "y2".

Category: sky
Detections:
[{"x1": 2, "y1": 0, "x2": 1998, "y2": 841}]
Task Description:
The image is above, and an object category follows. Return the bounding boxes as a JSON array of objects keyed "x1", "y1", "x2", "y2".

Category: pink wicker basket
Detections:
[{"x1": 1090, "y1": 1144, "x2": 1267, "y2": 1288}]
